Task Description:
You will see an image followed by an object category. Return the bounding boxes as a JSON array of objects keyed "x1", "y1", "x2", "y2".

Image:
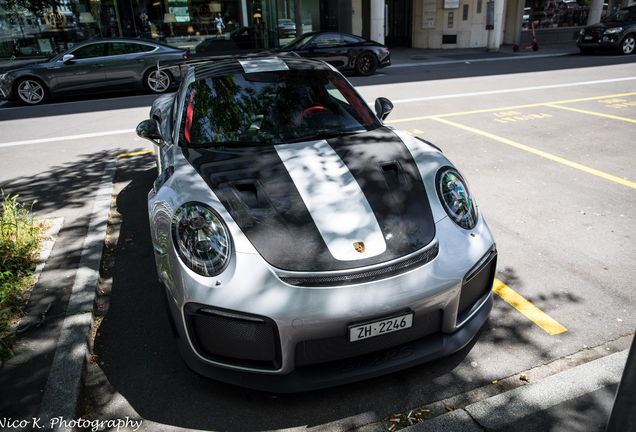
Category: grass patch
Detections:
[{"x1": 0, "y1": 193, "x2": 44, "y2": 360}]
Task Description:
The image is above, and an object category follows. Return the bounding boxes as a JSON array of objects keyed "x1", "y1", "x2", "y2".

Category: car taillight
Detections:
[{"x1": 183, "y1": 52, "x2": 190, "y2": 59}]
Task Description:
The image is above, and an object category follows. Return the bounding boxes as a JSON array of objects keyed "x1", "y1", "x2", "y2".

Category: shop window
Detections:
[
  {"x1": 442, "y1": 34, "x2": 457, "y2": 43},
  {"x1": 523, "y1": 0, "x2": 606, "y2": 30}
]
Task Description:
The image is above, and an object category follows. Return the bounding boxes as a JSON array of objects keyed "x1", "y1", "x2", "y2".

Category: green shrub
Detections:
[{"x1": 0, "y1": 193, "x2": 43, "y2": 359}]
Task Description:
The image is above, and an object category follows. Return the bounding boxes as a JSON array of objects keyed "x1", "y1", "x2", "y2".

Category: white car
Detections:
[{"x1": 136, "y1": 54, "x2": 498, "y2": 392}]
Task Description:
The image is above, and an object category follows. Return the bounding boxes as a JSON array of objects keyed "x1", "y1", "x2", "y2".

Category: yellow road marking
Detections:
[
  {"x1": 493, "y1": 279, "x2": 568, "y2": 335},
  {"x1": 117, "y1": 150, "x2": 154, "y2": 158},
  {"x1": 546, "y1": 104, "x2": 636, "y2": 124},
  {"x1": 387, "y1": 92, "x2": 636, "y2": 123},
  {"x1": 430, "y1": 117, "x2": 636, "y2": 190}
]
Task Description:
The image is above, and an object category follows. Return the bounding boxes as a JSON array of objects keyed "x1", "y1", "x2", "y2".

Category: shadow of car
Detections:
[
  {"x1": 0, "y1": 37, "x2": 189, "y2": 105},
  {"x1": 577, "y1": 4, "x2": 636, "y2": 54},
  {"x1": 274, "y1": 31, "x2": 391, "y2": 76},
  {"x1": 194, "y1": 26, "x2": 278, "y2": 54}
]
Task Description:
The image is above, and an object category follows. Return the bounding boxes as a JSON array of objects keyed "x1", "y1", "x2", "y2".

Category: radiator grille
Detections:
[
  {"x1": 295, "y1": 309, "x2": 443, "y2": 367},
  {"x1": 280, "y1": 243, "x2": 439, "y2": 287}
]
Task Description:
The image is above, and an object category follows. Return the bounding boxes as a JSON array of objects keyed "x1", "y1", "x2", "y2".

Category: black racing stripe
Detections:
[
  {"x1": 182, "y1": 129, "x2": 435, "y2": 272},
  {"x1": 327, "y1": 127, "x2": 436, "y2": 257},
  {"x1": 184, "y1": 146, "x2": 333, "y2": 271}
]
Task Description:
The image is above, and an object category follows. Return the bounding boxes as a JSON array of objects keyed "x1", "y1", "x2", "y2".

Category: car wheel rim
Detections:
[
  {"x1": 359, "y1": 55, "x2": 372, "y2": 73},
  {"x1": 148, "y1": 70, "x2": 170, "y2": 92},
  {"x1": 18, "y1": 80, "x2": 44, "y2": 104},
  {"x1": 623, "y1": 37, "x2": 635, "y2": 54}
]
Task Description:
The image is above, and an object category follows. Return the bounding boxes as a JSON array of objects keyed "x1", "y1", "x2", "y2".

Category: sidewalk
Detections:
[
  {"x1": 385, "y1": 41, "x2": 580, "y2": 69},
  {"x1": 4, "y1": 39, "x2": 630, "y2": 432}
]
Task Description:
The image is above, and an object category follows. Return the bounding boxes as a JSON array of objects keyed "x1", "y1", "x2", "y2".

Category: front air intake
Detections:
[
  {"x1": 457, "y1": 247, "x2": 497, "y2": 325},
  {"x1": 184, "y1": 304, "x2": 281, "y2": 370}
]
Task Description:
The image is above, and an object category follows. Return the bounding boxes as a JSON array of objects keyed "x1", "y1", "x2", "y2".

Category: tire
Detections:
[
  {"x1": 145, "y1": 68, "x2": 172, "y2": 93},
  {"x1": 532, "y1": 42, "x2": 539, "y2": 51},
  {"x1": 355, "y1": 52, "x2": 378, "y2": 76},
  {"x1": 619, "y1": 34, "x2": 635, "y2": 55},
  {"x1": 15, "y1": 77, "x2": 48, "y2": 105},
  {"x1": 513, "y1": 45, "x2": 519, "y2": 52}
]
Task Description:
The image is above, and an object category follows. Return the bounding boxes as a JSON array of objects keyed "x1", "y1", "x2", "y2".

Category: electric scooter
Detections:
[{"x1": 513, "y1": 22, "x2": 539, "y2": 52}]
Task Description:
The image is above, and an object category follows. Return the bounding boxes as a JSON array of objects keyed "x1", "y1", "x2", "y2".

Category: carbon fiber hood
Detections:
[{"x1": 183, "y1": 127, "x2": 436, "y2": 272}]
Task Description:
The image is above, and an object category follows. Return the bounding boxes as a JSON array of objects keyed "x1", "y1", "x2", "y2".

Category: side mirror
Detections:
[
  {"x1": 62, "y1": 54, "x2": 75, "y2": 63},
  {"x1": 375, "y1": 97, "x2": 394, "y2": 121},
  {"x1": 136, "y1": 119, "x2": 167, "y2": 148}
]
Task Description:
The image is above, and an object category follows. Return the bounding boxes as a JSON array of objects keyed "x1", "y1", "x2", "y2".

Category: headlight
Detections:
[
  {"x1": 604, "y1": 27, "x2": 623, "y2": 34},
  {"x1": 172, "y1": 202, "x2": 232, "y2": 276},
  {"x1": 436, "y1": 167, "x2": 477, "y2": 230}
]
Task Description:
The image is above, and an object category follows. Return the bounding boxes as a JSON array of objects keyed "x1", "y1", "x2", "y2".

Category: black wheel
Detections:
[
  {"x1": 355, "y1": 52, "x2": 378, "y2": 76},
  {"x1": 579, "y1": 47, "x2": 594, "y2": 55},
  {"x1": 513, "y1": 45, "x2": 519, "y2": 52},
  {"x1": 15, "y1": 77, "x2": 48, "y2": 105},
  {"x1": 532, "y1": 42, "x2": 539, "y2": 51},
  {"x1": 145, "y1": 68, "x2": 172, "y2": 93},
  {"x1": 619, "y1": 34, "x2": 635, "y2": 55}
]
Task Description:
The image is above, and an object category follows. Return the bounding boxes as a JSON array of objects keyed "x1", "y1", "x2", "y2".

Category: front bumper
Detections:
[
  {"x1": 577, "y1": 34, "x2": 622, "y2": 51},
  {"x1": 155, "y1": 213, "x2": 497, "y2": 392},
  {"x1": 168, "y1": 289, "x2": 493, "y2": 393},
  {"x1": 0, "y1": 79, "x2": 12, "y2": 99}
]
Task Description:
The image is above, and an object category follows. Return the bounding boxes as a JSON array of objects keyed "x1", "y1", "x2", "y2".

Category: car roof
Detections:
[
  {"x1": 72, "y1": 37, "x2": 183, "y2": 50},
  {"x1": 190, "y1": 55, "x2": 334, "y2": 81}
]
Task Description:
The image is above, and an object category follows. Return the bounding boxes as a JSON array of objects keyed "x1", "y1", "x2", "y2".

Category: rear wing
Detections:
[{"x1": 157, "y1": 51, "x2": 301, "y2": 80}]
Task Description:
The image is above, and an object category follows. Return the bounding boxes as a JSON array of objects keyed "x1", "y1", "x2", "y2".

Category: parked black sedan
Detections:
[
  {"x1": 0, "y1": 38, "x2": 189, "y2": 105},
  {"x1": 275, "y1": 31, "x2": 391, "y2": 76},
  {"x1": 194, "y1": 27, "x2": 278, "y2": 54},
  {"x1": 577, "y1": 4, "x2": 636, "y2": 55}
]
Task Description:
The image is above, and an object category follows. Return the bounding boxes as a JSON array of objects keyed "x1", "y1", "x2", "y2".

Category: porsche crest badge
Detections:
[{"x1": 353, "y1": 241, "x2": 365, "y2": 253}]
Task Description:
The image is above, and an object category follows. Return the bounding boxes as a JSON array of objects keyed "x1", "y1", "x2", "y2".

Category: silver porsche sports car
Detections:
[{"x1": 137, "y1": 54, "x2": 497, "y2": 392}]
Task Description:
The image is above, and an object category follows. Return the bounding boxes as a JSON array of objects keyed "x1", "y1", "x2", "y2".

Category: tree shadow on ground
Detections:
[
  {"x1": 0, "y1": 149, "x2": 134, "y2": 218},
  {"x1": 0, "y1": 149, "x2": 136, "y2": 425}
]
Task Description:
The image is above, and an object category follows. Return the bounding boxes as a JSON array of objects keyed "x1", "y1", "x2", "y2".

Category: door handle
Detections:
[{"x1": 92, "y1": 64, "x2": 104, "y2": 68}]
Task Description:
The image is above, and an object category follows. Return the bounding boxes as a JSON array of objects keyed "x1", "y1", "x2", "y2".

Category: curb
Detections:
[
  {"x1": 401, "y1": 349, "x2": 628, "y2": 432},
  {"x1": 37, "y1": 159, "x2": 117, "y2": 431},
  {"x1": 389, "y1": 51, "x2": 574, "y2": 69}
]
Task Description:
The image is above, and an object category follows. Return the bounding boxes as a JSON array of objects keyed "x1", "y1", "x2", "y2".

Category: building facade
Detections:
[{"x1": 0, "y1": 0, "x2": 632, "y2": 60}]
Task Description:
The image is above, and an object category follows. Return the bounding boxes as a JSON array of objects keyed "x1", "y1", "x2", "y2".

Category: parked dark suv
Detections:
[{"x1": 577, "y1": 4, "x2": 636, "y2": 55}]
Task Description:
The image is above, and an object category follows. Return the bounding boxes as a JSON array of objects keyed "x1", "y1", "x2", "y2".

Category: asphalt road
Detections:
[{"x1": 1, "y1": 49, "x2": 635, "y2": 431}]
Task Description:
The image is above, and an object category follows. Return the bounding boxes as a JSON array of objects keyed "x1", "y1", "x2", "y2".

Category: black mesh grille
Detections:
[
  {"x1": 186, "y1": 306, "x2": 281, "y2": 369},
  {"x1": 295, "y1": 309, "x2": 443, "y2": 367},
  {"x1": 457, "y1": 251, "x2": 497, "y2": 320},
  {"x1": 280, "y1": 243, "x2": 439, "y2": 287}
]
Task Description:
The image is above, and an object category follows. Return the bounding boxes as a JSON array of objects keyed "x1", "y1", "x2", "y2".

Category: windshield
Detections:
[
  {"x1": 282, "y1": 34, "x2": 314, "y2": 50},
  {"x1": 603, "y1": 8, "x2": 636, "y2": 22},
  {"x1": 179, "y1": 69, "x2": 381, "y2": 146}
]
